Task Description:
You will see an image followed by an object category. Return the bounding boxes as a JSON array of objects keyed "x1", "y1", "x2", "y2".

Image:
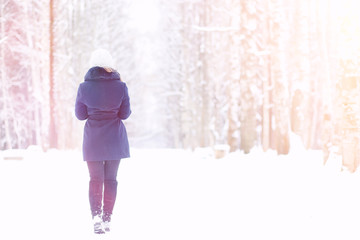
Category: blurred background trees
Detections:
[{"x1": 1, "y1": 0, "x2": 360, "y2": 170}]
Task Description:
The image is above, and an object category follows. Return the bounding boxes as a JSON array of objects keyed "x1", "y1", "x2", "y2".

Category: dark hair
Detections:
[{"x1": 103, "y1": 67, "x2": 115, "y2": 73}]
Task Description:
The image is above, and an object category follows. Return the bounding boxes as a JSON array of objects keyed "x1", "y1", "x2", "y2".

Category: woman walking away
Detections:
[{"x1": 75, "y1": 49, "x2": 131, "y2": 234}]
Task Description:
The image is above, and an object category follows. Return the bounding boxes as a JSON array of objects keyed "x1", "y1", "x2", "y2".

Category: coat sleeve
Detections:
[
  {"x1": 118, "y1": 83, "x2": 131, "y2": 120},
  {"x1": 75, "y1": 85, "x2": 88, "y2": 120}
]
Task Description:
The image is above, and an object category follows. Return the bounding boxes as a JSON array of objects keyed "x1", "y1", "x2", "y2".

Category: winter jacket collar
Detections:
[{"x1": 84, "y1": 67, "x2": 120, "y2": 81}]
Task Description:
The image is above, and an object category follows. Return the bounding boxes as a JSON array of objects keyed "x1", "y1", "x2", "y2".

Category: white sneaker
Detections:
[
  {"x1": 93, "y1": 215, "x2": 105, "y2": 234},
  {"x1": 103, "y1": 221, "x2": 111, "y2": 232}
]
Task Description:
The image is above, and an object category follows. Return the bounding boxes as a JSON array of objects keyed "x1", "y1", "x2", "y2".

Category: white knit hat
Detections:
[{"x1": 89, "y1": 48, "x2": 115, "y2": 69}]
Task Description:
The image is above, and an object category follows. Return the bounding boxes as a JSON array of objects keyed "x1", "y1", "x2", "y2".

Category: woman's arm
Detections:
[
  {"x1": 118, "y1": 84, "x2": 131, "y2": 120},
  {"x1": 75, "y1": 86, "x2": 88, "y2": 120}
]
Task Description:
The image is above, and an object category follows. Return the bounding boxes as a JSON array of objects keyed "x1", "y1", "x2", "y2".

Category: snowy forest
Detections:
[{"x1": 1, "y1": 0, "x2": 360, "y2": 170}]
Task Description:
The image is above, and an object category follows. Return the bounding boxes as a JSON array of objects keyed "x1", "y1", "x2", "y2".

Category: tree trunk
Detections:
[{"x1": 49, "y1": 0, "x2": 57, "y2": 148}]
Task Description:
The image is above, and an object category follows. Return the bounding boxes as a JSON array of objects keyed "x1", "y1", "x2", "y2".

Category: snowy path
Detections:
[{"x1": 1, "y1": 148, "x2": 360, "y2": 240}]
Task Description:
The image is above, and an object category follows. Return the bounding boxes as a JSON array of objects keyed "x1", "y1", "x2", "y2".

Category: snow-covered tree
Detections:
[{"x1": 0, "y1": 0, "x2": 50, "y2": 149}]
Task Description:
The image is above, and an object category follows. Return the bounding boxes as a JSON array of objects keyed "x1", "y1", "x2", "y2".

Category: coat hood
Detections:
[{"x1": 84, "y1": 67, "x2": 121, "y2": 81}]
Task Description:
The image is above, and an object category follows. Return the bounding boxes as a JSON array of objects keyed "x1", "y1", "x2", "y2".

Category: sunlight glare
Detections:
[
  {"x1": 128, "y1": 0, "x2": 160, "y2": 34},
  {"x1": 331, "y1": 0, "x2": 360, "y2": 59}
]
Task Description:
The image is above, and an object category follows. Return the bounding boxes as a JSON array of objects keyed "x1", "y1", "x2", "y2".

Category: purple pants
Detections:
[{"x1": 87, "y1": 160, "x2": 121, "y2": 221}]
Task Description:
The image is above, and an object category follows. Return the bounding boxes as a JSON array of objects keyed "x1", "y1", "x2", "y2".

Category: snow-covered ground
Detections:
[{"x1": 0, "y1": 146, "x2": 360, "y2": 240}]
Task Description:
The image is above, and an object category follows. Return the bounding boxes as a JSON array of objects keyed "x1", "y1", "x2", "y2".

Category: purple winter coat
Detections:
[{"x1": 75, "y1": 67, "x2": 131, "y2": 161}]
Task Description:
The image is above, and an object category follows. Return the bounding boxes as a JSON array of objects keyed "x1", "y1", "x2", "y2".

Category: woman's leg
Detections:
[
  {"x1": 87, "y1": 161, "x2": 105, "y2": 217},
  {"x1": 103, "y1": 160, "x2": 121, "y2": 222}
]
